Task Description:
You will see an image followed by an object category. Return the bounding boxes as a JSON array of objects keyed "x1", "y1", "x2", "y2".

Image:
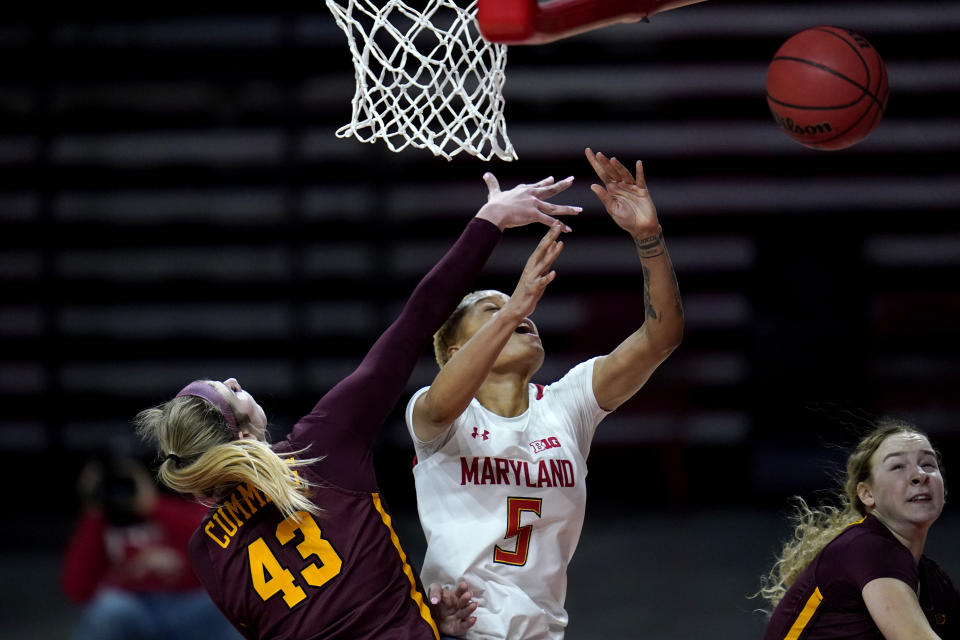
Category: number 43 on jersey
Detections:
[{"x1": 247, "y1": 511, "x2": 343, "y2": 607}]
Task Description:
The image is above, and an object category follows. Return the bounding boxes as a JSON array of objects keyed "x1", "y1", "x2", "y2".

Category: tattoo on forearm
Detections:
[
  {"x1": 641, "y1": 263, "x2": 660, "y2": 320},
  {"x1": 634, "y1": 233, "x2": 665, "y2": 259}
]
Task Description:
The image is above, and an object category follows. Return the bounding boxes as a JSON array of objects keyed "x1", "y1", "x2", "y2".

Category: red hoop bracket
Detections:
[{"x1": 477, "y1": 0, "x2": 708, "y2": 45}]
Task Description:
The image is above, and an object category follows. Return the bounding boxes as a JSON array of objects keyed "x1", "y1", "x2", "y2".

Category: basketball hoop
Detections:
[
  {"x1": 326, "y1": 0, "x2": 709, "y2": 161},
  {"x1": 477, "y1": 0, "x2": 710, "y2": 45},
  {"x1": 326, "y1": 0, "x2": 516, "y2": 162}
]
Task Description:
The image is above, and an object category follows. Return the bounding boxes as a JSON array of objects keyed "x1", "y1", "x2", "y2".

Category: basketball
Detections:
[{"x1": 766, "y1": 26, "x2": 889, "y2": 150}]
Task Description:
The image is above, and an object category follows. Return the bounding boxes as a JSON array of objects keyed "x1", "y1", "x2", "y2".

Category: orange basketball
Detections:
[{"x1": 766, "y1": 26, "x2": 889, "y2": 150}]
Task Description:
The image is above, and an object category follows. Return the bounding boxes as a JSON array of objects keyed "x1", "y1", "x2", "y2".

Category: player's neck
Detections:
[
  {"x1": 476, "y1": 373, "x2": 530, "y2": 417},
  {"x1": 871, "y1": 511, "x2": 929, "y2": 564}
]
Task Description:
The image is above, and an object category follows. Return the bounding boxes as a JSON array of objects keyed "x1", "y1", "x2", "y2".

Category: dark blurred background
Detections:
[{"x1": 1, "y1": 2, "x2": 958, "y2": 638}]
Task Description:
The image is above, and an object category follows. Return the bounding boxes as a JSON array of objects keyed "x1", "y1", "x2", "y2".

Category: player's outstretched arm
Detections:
[
  {"x1": 411, "y1": 222, "x2": 566, "y2": 441},
  {"x1": 585, "y1": 148, "x2": 684, "y2": 412}
]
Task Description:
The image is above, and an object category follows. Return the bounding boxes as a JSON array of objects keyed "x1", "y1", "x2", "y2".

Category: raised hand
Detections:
[
  {"x1": 585, "y1": 148, "x2": 660, "y2": 238},
  {"x1": 477, "y1": 173, "x2": 581, "y2": 231},
  {"x1": 428, "y1": 581, "x2": 478, "y2": 637},
  {"x1": 501, "y1": 221, "x2": 565, "y2": 321}
]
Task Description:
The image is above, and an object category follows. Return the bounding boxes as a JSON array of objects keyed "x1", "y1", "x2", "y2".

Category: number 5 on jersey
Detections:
[
  {"x1": 494, "y1": 497, "x2": 542, "y2": 566},
  {"x1": 247, "y1": 511, "x2": 343, "y2": 608}
]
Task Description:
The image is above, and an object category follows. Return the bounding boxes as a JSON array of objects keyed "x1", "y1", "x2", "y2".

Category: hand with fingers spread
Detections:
[
  {"x1": 500, "y1": 221, "x2": 565, "y2": 323},
  {"x1": 428, "y1": 581, "x2": 478, "y2": 638},
  {"x1": 476, "y1": 173, "x2": 581, "y2": 232},
  {"x1": 585, "y1": 147, "x2": 660, "y2": 239}
]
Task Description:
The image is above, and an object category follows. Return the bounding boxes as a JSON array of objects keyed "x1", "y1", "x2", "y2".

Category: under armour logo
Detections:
[{"x1": 471, "y1": 427, "x2": 490, "y2": 440}]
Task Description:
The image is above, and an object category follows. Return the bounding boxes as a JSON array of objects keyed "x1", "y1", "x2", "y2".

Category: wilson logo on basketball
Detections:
[
  {"x1": 771, "y1": 111, "x2": 833, "y2": 136},
  {"x1": 530, "y1": 437, "x2": 561, "y2": 453}
]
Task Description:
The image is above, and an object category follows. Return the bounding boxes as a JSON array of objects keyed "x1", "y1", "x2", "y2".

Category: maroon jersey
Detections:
[
  {"x1": 764, "y1": 514, "x2": 959, "y2": 640},
  {"x1": 188, "y1": 217, "x2": 501, "y2": 640},
  {"x1": 918, "y1": 555, "x2": 960, "y2": 640}
]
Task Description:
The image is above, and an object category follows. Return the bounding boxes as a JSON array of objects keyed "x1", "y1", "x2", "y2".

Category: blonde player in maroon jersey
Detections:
[
  {"x1": 760, "y1": 419, "x2": 959, "y2": 640},
  {"x1": 134, "y1": 172, "x2": 582, "y2": 640},
  {"x1": 405, "y1": 149, "x2": 684, "y2": 639}
]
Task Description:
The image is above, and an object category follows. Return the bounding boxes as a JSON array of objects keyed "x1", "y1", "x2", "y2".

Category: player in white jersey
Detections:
[{"x1": 405, "y1": 148, "x2": 685, "y2": 639}]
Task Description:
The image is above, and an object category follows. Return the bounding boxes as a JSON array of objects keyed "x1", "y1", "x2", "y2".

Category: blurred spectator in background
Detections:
[{"x1": 61, "y1": 452, "x2": 239, "y2": 640}]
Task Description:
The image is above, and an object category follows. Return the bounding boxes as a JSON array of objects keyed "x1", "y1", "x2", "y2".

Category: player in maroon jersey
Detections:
[
  {"x1": 759, "y1": 419, "x2": 959, "y2": 640},
  {"x1": 134, "y1": 172, "x2": 582, "y2": 640}
]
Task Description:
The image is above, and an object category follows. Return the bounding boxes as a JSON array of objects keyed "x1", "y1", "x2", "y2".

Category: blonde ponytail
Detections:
[{"x1": 135, "y1": 395, "x2": 322, "y2": 519}]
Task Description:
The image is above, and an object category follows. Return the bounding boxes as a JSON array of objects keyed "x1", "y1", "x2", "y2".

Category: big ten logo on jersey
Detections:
[{"x1": 530, "y1": 436, "x2": 561, "y2": 454}]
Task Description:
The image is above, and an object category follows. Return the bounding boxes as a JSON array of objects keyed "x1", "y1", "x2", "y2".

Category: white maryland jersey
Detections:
[{"x1": 405, "y1": 358, "x2": 610, "y2": 640}]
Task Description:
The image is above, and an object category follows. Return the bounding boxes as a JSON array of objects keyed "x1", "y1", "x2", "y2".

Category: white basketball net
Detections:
[{"x1": 326, "y1": 0, "x2": 517, "y2": 161}]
